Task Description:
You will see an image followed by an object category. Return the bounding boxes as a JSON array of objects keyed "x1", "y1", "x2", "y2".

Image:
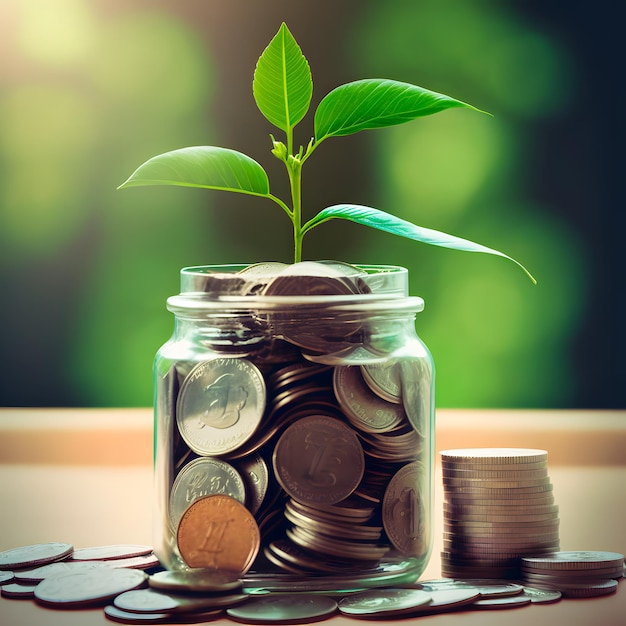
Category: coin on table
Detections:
[
  {"x1": 176, "y1": 494, "x2": 260, "y2": 573},
  {"x1": 106, "y1": 554, "x2": 161, "y2": 570},
  {"x1": 176, "y1": 358, "x2": 266, "y2": 456},
  {"x1": 70, "y1": 544, "x2": 154, "y2": 561},
  {"x1": 1, "y1": 582, "x2": 39, "y2": 598},
  {"x1": 0, "y1": 571, "x2": 14, "y2": 585},
  {"x1": 104, "y1": 604, "x2": 224, "y2": 624},
  {"x1": 34, "y1": 567, "x2": 147, "y2": 608},
  {"x1": 149, "y1": 569, "x2": 242, "y2": 593},
  {"x1": 521, "y1": 550, "x2": 624, "y2": 571},
  {"x1": 114, "y1": 588, "x2": 248, "y2": 614},
  {"x1": 404, "y1": 588, "x2": 480, "y2": 615},
  {"x1": 472, "y1": 595, "x2": 532, "y2": 609},
  {"x1": 0, "y1": 542, "x2": 73, "y2": 570},
  {"x1": 519, "y1": 587, "x2": 562, "y2": 603},
  {"x1": 227, "y1": 594, "x2": 338, "y2": 623},
  {"x1": 337, "y1": 588, "x2": 432, "y2": 617},
  {"x1": 169, "y1": 456, "x2": 247, "y2": 529},
  {"x1": 14, "y1": 560, "x2": 114, "y2": 583},
  {"x1": 333, "y1": 366, "x2": 406, "y2": 433},
  {"x1": 273, "y1": 414, "x2": 364, "y2": 505},
  {"x1": 416, "y1": 578, "x2": 524, "y2": 598},
  {"x1": 382, "y1": 461, "x2": 425, "y2": 557}
]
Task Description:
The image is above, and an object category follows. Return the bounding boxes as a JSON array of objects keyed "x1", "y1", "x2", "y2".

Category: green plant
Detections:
[{"x1": 119, "y1": 23, "x2": 535, "y2": 283}]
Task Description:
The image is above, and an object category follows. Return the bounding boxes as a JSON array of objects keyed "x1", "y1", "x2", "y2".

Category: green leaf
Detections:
[
  {"x1": 303, "y1": 204, "x2": 536, "y2": 284},
  {"x1": 253, "y1": 22, "x2": 313, "y2": 133},
  {"x1": 118, "y1": 146, "x2": 270, "y2": 196},
  {"x1": 314, "y1": 79, "x2": 488, "y2": 143}
]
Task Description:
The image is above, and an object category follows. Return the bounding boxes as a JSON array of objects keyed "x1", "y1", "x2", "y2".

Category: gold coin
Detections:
[{"x1": 176, "y1": 495, "x2": 260, "y2": 574}]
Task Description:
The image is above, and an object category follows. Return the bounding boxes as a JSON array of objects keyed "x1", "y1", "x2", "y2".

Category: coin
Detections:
[
  {"x1": 1, "y1": 583, "x2": 38, "y2": 598},
  {"x1": 149, "y1": 569, "x2": 242, "y2": 593},
  {"x1": 337, "y1": 588, "x2": 431, "y2": 617},
  {"x1": 34, "y1": 568, "x2": 147, "y2": 608},
  {"x1": 103, "y1": 605, "x2": 223, "y2": 624},
  {"x1": 403, "y1": 588, "x2": 479, "y2": 615},
  {"x1": 0, "y1": 542, "x2": 73, "y2": 570},
  {"x1": 521, "y1": 550, "x2": 624, "y2": 570},
  {"x1": 520, "y1": 586, "x2": 562, "y2": 603},
  {"x1": 472, "y1": 595, "x2": 532, "y2": 609},
  {"x1": 176, "y1": 358, "x2": 266, "y2": 456},
  {"x1": 333, "y1": 366, "x2": 406, "y2": 433},
  {"x1": 70, "y1": 545, "x2": 154, "y2": 561},
  {"x1": 273, "y1": 415, "x2": 364, "y2": 505},
  {"x1": 441, "y1": 448, "x2": 548, "y2": 464},
  {"x1": 227, "y1": 594, "x2": 337, "y2": 623},
  {"x1": 176, "y1": 494, "x2": 260, "y2": 573},
  {"x1": 237, "y1": 453, "x2": 269, "y2": 516},
  {"x1": 0, "y1": 571, "x2": 14, "y2": 585},
  {"x1": 169, "y1": 457, "x2": 247, "y2": 529},
  {"x1": 114, "y1": 588, "x2": 248, "y2": 614},
  {"x1": 14, "y1": 560, "x2": 113, "y2": 583},
  {"x1": 361, "y1": 361, "x2": 402, "y2": 403},
  {"x1": 106, "y1": 554, "x2": 161, "y2": 570},
  {"x1": 416, "y1": 578, "x2": 524, "y2": 598},
  {"x1": 382, "y1": 461, "x2": 425, "y2": 557}
]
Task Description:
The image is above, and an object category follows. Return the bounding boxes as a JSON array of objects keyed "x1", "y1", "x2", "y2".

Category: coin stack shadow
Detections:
[{"x1": 440, "y1": 448, "x2": 560, "y2": 579}]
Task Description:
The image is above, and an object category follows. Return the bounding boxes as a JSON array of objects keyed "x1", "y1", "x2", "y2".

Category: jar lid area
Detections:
[{"x1": 179, "y1": 262, "x2": 410, "y2": 298}]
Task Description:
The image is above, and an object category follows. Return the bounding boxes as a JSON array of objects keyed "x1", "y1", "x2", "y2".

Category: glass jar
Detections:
[{"x1": 153, "y1": 262, "x2": 435, "y2": 590}]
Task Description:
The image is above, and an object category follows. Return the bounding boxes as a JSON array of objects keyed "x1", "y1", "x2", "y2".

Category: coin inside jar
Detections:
[
  {"x1": 272, "y1": 414, "x2": 365, "y2": 505},
  {"x1": 176, "y1": 358, "x2": 266, "y2": 456},
  {"x1": 176, "y1": 494, "x2": 260, "y2": 573}
]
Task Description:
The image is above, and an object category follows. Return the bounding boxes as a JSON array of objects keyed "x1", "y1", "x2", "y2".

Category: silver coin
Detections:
[
  {"x1": 521, "y1": 550, "x2": 624, "y2": 570},
  {"x1": 1, "y1": 582, "x2": 38, "y2": 598},
  {"x1": 14, "y1": 560, "x2": 113, "y2": 583},
  {"x1": 176, "y1": 358, "x2": 266, "y2": 456},
  {"x1": 382, "y1": 461, "x2": 426, "y2": 557},
  {"x1": 417, "y1": 578, "x2": 524, "y2": 598},
  {"x1": 106, "y1": 554, "x2": 161, "y2": 570},
  {"x1": 103, "y1": 605, "x2": 224, "y2": 624},
  {"x1": 0, "y1": 542, "x2": 73, "y2": 570},
  {"x1": 337, "y1": 588, "x2": 431, "y2": 616},
  {"x1": 333, "y1": 366, "x2": 406, "y2": 433},
  {"x1": 440, "y1": 448, "x2": 548, "y2": 465},
  {"x1": 520, "y1": 586, "x2": 562, "y2": 603},
  {"x1": 361, "y1": 361, "x2": 402, "y2": 403},
  {"x1": 403, "y1": 588, "x2": 479, "y2": 614},
  {"x1": 169, "y1": 456, "x2": 246, "y2": 529},
  {"x1": 0, "y1": 571, "x2": 14, "y2": 585},
  {"x1": 237, "y1": 454, "x2": 269, "y2": 516},
  {"x1": 472, "y1": 594, "x2": 532, "y2": 609},
  {"x1": 149, "y1": 569, "x2": 242, "y2": 593},
  {"x1": 114, "y1": 588, "x2": 248, "y2": 614},
  {"x1": 273, "y1": 415, "x2": 364, "y2": 505},
  {"x1": 34, "y1": 568, "x2": 147, "y2": 607},
  {"x1": 227, "y1": 594, "x2": 337, "y2": 623},
  {"x1": 70, "y1": 544, "x2": 154, "y2": 561}
]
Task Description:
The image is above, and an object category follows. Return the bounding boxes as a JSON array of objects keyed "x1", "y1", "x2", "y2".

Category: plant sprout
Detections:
[{"x1": 119, "y1": 23, "x2": 535, "y2": 284}]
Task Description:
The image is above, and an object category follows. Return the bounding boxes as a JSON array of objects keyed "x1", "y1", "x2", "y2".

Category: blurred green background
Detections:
[{"x1": 0, "y1": 0, "x2": 622, "y2": 409}]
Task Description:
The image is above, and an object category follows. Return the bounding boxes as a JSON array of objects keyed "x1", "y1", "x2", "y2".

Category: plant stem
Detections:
[{"x1": 289, "y1": 158, "x2": 303, "y2": 263}]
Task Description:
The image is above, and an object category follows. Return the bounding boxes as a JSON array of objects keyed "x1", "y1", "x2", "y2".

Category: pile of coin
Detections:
[
  {"x1": 440, "y1": 448, "x2": 560, "y2": 579},
  {"x1": 160, "y1": 262, "x2": 433, "y2": 578},
  {"x1": 520, "y1": 551, "x2": 625, "y2": 598}
]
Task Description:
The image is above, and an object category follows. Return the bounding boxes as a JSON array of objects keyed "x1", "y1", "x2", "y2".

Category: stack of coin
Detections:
[
  {"x1": 440, "y1": 448, "x2": 559, "y2": 579},
  {"x1": 520, "y1": 551, "x2": 624, "y2": 598}
]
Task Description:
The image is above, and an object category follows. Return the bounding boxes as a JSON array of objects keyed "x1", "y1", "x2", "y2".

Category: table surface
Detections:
[{"x1": 0, "y1": 408, "x2": 625, "y2": 625}]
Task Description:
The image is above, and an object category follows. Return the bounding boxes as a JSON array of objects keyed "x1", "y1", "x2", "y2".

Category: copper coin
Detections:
[
  {"x1": 176, "y1": 494, "x2": 260, "y2": 573},
  {"x1": 272, "y1": 415, "x2": 364, "y2": 505}
]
